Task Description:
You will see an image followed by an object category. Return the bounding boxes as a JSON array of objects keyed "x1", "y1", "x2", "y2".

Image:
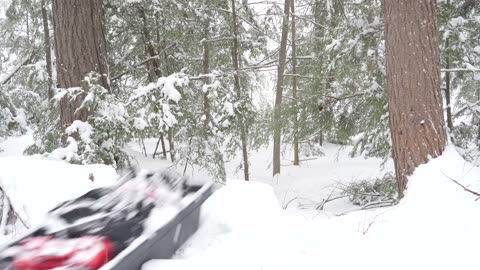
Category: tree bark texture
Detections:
[
  {"x1": 140, "y1": 8, "x2": 168, "y2": 160},
  {"x1": 384, "y1": 0, "x2": 447, "y2": 197},
  {"x1": 291, "y1": 0, "x2": 299, "y2": 166},
  {"x1": 168, "y1": 128, "x2": 175, "y2": 162},
  {"x1": 445, "y1": 38, "x2": 453, "y2": 132},
  {"x1": 231, "y1": 0, "x2": 250, "y2": 181},
  {"x1": 53, "y1": 0, "x2": 110, "y2": 132},
  {"x1": 139, "y1": 8, "x2": 162, "y2": 78},
  {"x1": 273, "y1": 0, "x2": 291, "y2": 176},
  {"x1": 203, "y1": 25, "x2": 212, "y2": 128},
  {"x1": 41, "y1": 0, "x2": 54, "y2": 101}
]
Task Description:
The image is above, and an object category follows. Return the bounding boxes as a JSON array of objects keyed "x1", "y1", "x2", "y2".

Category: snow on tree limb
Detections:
[
  {"x1": 441, "y1": 68, "x2": 480, "y2": 72},
  {"x1": 0, "y1": 52, "x2": 33, "y2": 85}
]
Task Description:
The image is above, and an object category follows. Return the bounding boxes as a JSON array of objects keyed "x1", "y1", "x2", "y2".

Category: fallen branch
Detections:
[
  {"x1": 283, "y1": 196, "x2": 301, "y2": 209},
  {"x1": 317, "y1": 193, "x2": 348, "y2": 210},
  {"x1": 0, "y1": 193, "x2": 9, "y2": 235},
  {"x1": 362, "y1": 213, "x2": 380, "y2": 235},
  {"x1": 361, "y1": 199, "x2": 396, "y2": 210},
  {"x1": 0, "y1": 187, "x2": 30, "y2": 230},
  {"x1": 300, "y1": 157, "x2": 318, "y2": 162},
  {"x1": 443, "y1": 172, "x2": 480, "y2": 198}
]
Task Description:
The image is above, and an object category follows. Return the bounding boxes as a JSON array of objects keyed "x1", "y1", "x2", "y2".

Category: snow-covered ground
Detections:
[
  {"x1": 1, "y1": 135, "x2": 480, "y2": 270},
  {"x1": 0, "y1": 135, "x2": 118, "y2": 237},
  {"x1": 148, "y1": 146, "x2": 480, "y2": 270},
  {"x1": 127, "y1": 138, "x2": 395, "y2": 216}
]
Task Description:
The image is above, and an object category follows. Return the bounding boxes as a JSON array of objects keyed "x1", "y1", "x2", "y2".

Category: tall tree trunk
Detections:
[
  {"x1": 52, "y1": 0, "x2": 110, "y2": 133},
  {"x1": 153, "y1": 134, "x2": 167, "y2": 159},
  {"x1": 291, "y1": 0, "x2": 299, "y2": 166},
  {"x1": 140, "y1": 7, "x2": 167, "y2": 159},
  {"x1": 41, "y1": 0, "x2": 53, "y2": 101},
  {"x1": 231, "y1": 0, "x2": 250, "y2": 181},
  {"x1": 273, "y1": 0, "x2": 291, "y2": 176},
  {"x1": 139, "y1": 8, "x2": 162, "y2": 78},
  {"x1": 313, "y1": 0, "x2": 325, "y2": 147},
  {"x1": 445, "y1": 38, "x2": 454, "y2": 132},
  {"x1": 168, "y1": 128, "x2": 175, "y2": 162},
  {"x1": 385, "y1": 0, "x2": 447, "y2": 197},
  {"x1": 203, "y1": 25, "x2": 211, "y2": 128},
  {"x1": 474, "y1": 88, "x2": 480, "y2": 149}
]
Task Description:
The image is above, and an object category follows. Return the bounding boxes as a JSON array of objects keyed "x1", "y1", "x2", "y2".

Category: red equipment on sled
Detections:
[{"x1": 12, "y1": 236, "x2": 114, "y2": 270}]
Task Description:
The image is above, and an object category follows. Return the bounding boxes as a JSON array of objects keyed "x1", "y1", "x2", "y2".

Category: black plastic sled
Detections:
[{"x1": 0, "y1": 168, "x2": 215, "y2": 270}]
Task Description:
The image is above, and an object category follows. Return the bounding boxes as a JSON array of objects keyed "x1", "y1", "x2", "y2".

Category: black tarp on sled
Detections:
[{"x1": 0, "y1": 169, "x2": 214, "y2": 270}]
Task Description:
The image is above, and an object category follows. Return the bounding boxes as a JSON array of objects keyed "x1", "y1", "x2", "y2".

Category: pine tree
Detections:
[
  {"x1": 52, "y1": 0, "x2": 110, "y2": 134},
  {"x1": 385, "y1": 0, "x2": 447, "y2": 196},
  {"x1": 273, "y1": 0, "x2": 290, "y2": 176}
]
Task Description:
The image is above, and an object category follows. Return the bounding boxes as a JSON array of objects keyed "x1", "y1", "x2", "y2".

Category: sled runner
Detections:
[{"x1": 0, "y1": 168, "x2": 214, "y2": 270}]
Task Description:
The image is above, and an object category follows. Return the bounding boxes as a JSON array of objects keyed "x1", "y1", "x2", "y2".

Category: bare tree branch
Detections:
[
  {"x1": 443, "y1": 172, "x2": 480, "y2": 198},
  {"x1": 111, "y1": 43, "x2": 177, "y2": 82},
  {"x1": 322, "y1": 92, "x2": 366, "y2": 101}
]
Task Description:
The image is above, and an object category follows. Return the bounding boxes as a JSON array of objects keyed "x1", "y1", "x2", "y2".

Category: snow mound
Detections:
[
  {"x1": 0, "y1": 134, "x2": 33, "y2": 157},
  {"x1": 145, "y1": 145, "x2": 480, "y2": 270},
  {"x1": 0, "y1": 156, "x2": 118, "y2": 229}
]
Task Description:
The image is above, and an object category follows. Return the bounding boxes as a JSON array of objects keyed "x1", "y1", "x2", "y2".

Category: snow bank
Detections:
[
  {"x1": 0, "y1": 156, "x2": 118, "y2": 229},
  {"x1": 0, "y1": 134, "x2": 33, "y2": 157},
  {"x1": 144, "y1": 145, "x2": 480, "y2": 270}
]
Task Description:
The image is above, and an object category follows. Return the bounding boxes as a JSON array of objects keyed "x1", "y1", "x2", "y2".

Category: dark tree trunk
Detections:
[
  {"x1": 231, "y1": 0, "x2": 250, "y2": 181},
  {"x1": 52, "y1": 0, "x2": 110, "y2": 133},
  {"x1": 273, "y1": 0, "x2": 291, "y2": 175},
  {"x1": 203, "y1": 25, "x2": 211, "y2": 128},
  {"x1": 385, "y1": 0, "x2": 447, "y2": 197},
  {"x1": 313, "y1": 0, "x2": 325, "y2": 147},
  {"x1": 291, "y1": 0, "x2": 299, "y2": 166},
  {"x1": 168, "y1": 128, "x2": 175, "y2": 162},
  {"x1": 139, "y1": 7, "x2": 162, "y2": 78},
  {"x1": 41, "y1": 0, "x2": 53, "y2": 101},
  {"x1": 445, "y1": 38, "x2": 454, "y2": 132},
  {"x1": 160, "y1": 134, "x2": 167, "y2": 159},
  {"x1": 140, "y1": 7, "x2": 168, "y2": 159},
  {"x1": 153, "y1": 134, "x2": 167, "y2": 159}
]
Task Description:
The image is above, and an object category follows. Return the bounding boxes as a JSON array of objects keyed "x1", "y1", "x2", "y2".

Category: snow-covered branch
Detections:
[
  {"x1": 111, "y1": 43, "x2": 177, "y2": 81},
  {"x1": 284, "y1": 73, "x2": 314, "y2": 79},
  {"x1": 0, "y1": 52, "x2": 33, "y2": 85},
  {"x1": 322, "y1": 92, "x2": 366, "y2": 101},
  {"x1": 453, "y1": 101, "x2": 480, "y2": 118},
  {"x1": 441, "y1": 68, "x2": 480, "y2": 72}
]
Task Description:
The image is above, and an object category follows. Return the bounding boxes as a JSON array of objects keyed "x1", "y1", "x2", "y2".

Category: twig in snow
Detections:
[
  {"x1": 360, "y1": 199, "x2": 396, "y2": 210},
  {"x1": 361, "y1": 213, "x2": 380, "y2": 235},
  {"x1": 0, "y1": 193, "x2": 9, "y2": 235},
  {"x1": 283, "y1": 196, "x2": 299, "y2": 210},
  {"x1": 0, "y1": 187, "x2": 29, "y2": 230},
  {"x1": 316, "y1": 188, "x2": 348, "y2": 210},
  {"x1": 442, "y1": 172, "x2": 480, "y2": 198}
]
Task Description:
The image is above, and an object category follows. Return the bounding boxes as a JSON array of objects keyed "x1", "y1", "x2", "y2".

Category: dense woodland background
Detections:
[{"x1": 0, "y1": 0, "x2": 479, "y2": 192}]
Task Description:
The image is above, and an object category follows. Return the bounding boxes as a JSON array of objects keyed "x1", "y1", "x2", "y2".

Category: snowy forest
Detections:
[
  {"x1": 1, "y1": 0, "x2": 479, "y2": 181},
  {"x1": 0, "y1": 0, "x2": 480, "y2": 269}
]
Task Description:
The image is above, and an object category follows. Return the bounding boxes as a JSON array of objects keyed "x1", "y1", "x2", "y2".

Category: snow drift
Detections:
[
  {"x1": 145, "y1": 145, "x2": 480, "y2": 270},
  {"x1": 0, "y1": 156, "x2": 118, "y2": 233}
]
